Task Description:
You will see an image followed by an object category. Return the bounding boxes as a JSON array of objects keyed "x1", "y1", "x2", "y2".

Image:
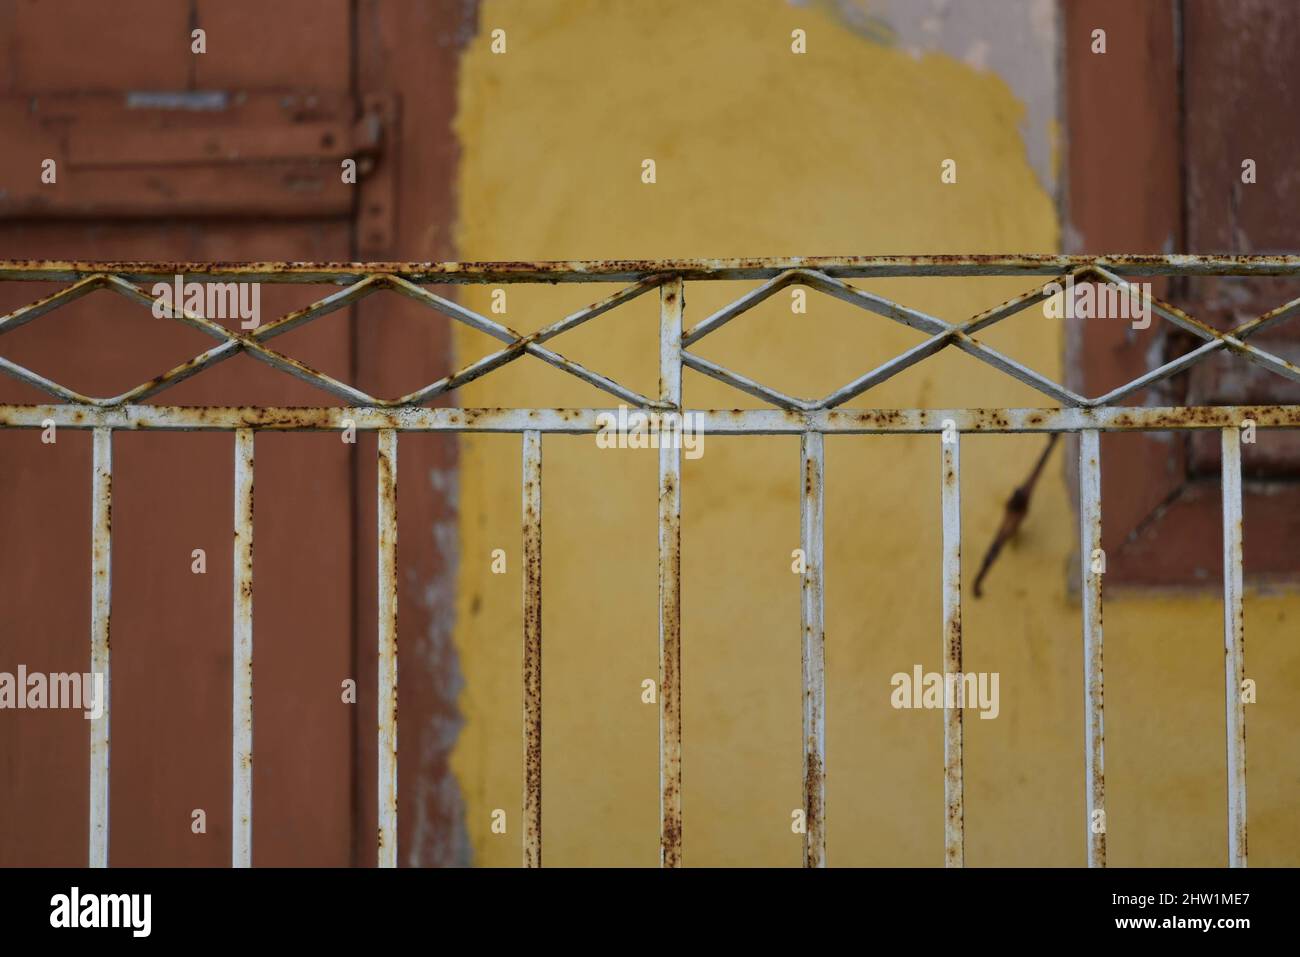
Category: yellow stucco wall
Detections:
[{"x1": 449, "y1": 0, "x2": 1300, "y2": 866}]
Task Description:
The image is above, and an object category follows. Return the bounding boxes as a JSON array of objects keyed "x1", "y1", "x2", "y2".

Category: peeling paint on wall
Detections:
[
  {"x1": 411, "y1": 462, "x2": 471, "y2": 867},
  {"x1": 791, "y1": 0, "x2": 1059, "y2": 192},
  {"x1": 448, "y1": 0, "x2": 1300, "y2": 867}
]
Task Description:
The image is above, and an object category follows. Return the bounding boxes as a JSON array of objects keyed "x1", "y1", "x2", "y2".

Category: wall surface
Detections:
[{"x1": 448, "y1": 0, "x2": 1300, "y2": 866}]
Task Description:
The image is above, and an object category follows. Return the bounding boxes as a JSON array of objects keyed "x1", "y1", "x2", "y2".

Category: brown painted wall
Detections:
[
  {"x1": 1064, "y1": 0, "x2": 1300, "y2": 586},
  {"x1": 0, "y1": 0, "x2": 472, "y2": 866}
]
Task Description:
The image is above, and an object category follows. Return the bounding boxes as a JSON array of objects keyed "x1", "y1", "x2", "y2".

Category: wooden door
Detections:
[{"x1": 0, "y1": 0, "x2": 471, "y2": 866}]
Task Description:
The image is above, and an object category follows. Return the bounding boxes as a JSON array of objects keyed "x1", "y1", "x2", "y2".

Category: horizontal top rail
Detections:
[
  {"x1": 5, "y1": 254, "x2": 1300, "y2": 283},
  {"x1": 3, "y1": 404, "x2": 1298, "y2": 432},
  {"x1": 4, "y1": 255, "x2": 1300, "y2": 415}
]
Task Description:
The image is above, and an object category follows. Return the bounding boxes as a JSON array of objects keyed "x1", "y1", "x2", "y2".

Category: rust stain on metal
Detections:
[
  {"x1": 7, "y1": 253, "x2": 1300, "y2": 284},
  {"x1": 1220, "y1": 428, "x2": 1248, "y2": 867},
  {"x1": 940, "y1": 436, "x2": 963, "y2": 866},
  {"x1": 376, "y1": 430, "x2": 399, "y2": 867},
  {"x1": 800, "y1": 431, "x2": 827, "y2": 868},
  {"x1": 4, "y1": 256, "x2": 1293, "y2": 870},
  {"x1": 803, "y1": 747, "x2": 823, "y2": 850},
  {"x1": 232, "y1": 428, "x2": 255, "y2": 867},
  {"x1": 88, "y1": 427, "x2": 113, "y2": 868},
  {"x1": 657, "y1": 279, "x2": 684, "y2": 869},
  {"x1": 658, "y1": 457, "x2": 683, "y2": 868},
  {"x1": 1079, "y1": 430, "x2": 1107, "y2": 867},
  {"x1": 521, "y1": 431, "x2": 543, "y2": 868}
]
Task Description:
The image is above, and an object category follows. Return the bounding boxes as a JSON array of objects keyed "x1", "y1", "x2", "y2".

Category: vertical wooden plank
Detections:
[
  {"x1": 1063, "y1": 0, "x2": 1187, "y2": 586},
  {"x1": 353, "y1": 0, "x2": 474, "y2": 867}
]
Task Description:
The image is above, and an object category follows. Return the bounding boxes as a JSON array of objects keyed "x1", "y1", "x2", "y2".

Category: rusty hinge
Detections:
[
  {"x1": 0, "y1": 91, "x2": 396, "y2": 234},
  {"x1": 354, "y1": 93, "x2": 397, "y2": 257}
]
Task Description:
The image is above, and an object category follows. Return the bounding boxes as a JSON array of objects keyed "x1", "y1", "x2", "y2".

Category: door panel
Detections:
[
  {"x1": 0, "y1": 219, "x2": 356, "y2": 867},
  {"x1": 0, "y1": 0, "x2": 470, "y2": 867},
  {"x1": 0, "y1": 0, "x2": 358, "y2": 866}
]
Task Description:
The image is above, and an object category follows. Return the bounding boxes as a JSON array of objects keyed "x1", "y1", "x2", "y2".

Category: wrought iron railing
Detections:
[{"x1": 4, "y1": 255, "x2": 1298, "y2": 868}]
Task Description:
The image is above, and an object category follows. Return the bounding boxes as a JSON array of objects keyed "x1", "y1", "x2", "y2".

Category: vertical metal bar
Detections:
[
  {"x1": 1221, "y1": 426, "x2": 1248, "y2": 867},
  {"x1": 658, "y1": 277, "x2": 684, "y2": 868},
  {"x1": 232, "y1": 429, "x2": 254, "y2": 868},
  {"x1": 89, "y1": 427, "x2": 112, "y2": 868},
  {"x1": 1079, "y1": 429, "x2": 1106, "y2": 867},
  {"x1": 941, "y1": 433, "x2": 963, "y2": 867},
  {"x1": 800, "y1": 430, "x2": 826, "y2": 868},
  {"x1": 521, "y1": 429, "x2": 543, "y2": 868},
  {"x1": 377, "y1": 428, "x2": 398, "y2": 867}
]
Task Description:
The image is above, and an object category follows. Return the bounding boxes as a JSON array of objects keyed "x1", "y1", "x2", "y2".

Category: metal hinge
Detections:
[{"x1": 0, "y1": 91, "x2": 397, "y2": 244}]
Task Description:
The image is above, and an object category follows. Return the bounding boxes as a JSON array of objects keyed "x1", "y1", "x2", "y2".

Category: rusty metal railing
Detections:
[{"x1": 3, "y1": 254, "x2": 1297, "y2": 868}]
